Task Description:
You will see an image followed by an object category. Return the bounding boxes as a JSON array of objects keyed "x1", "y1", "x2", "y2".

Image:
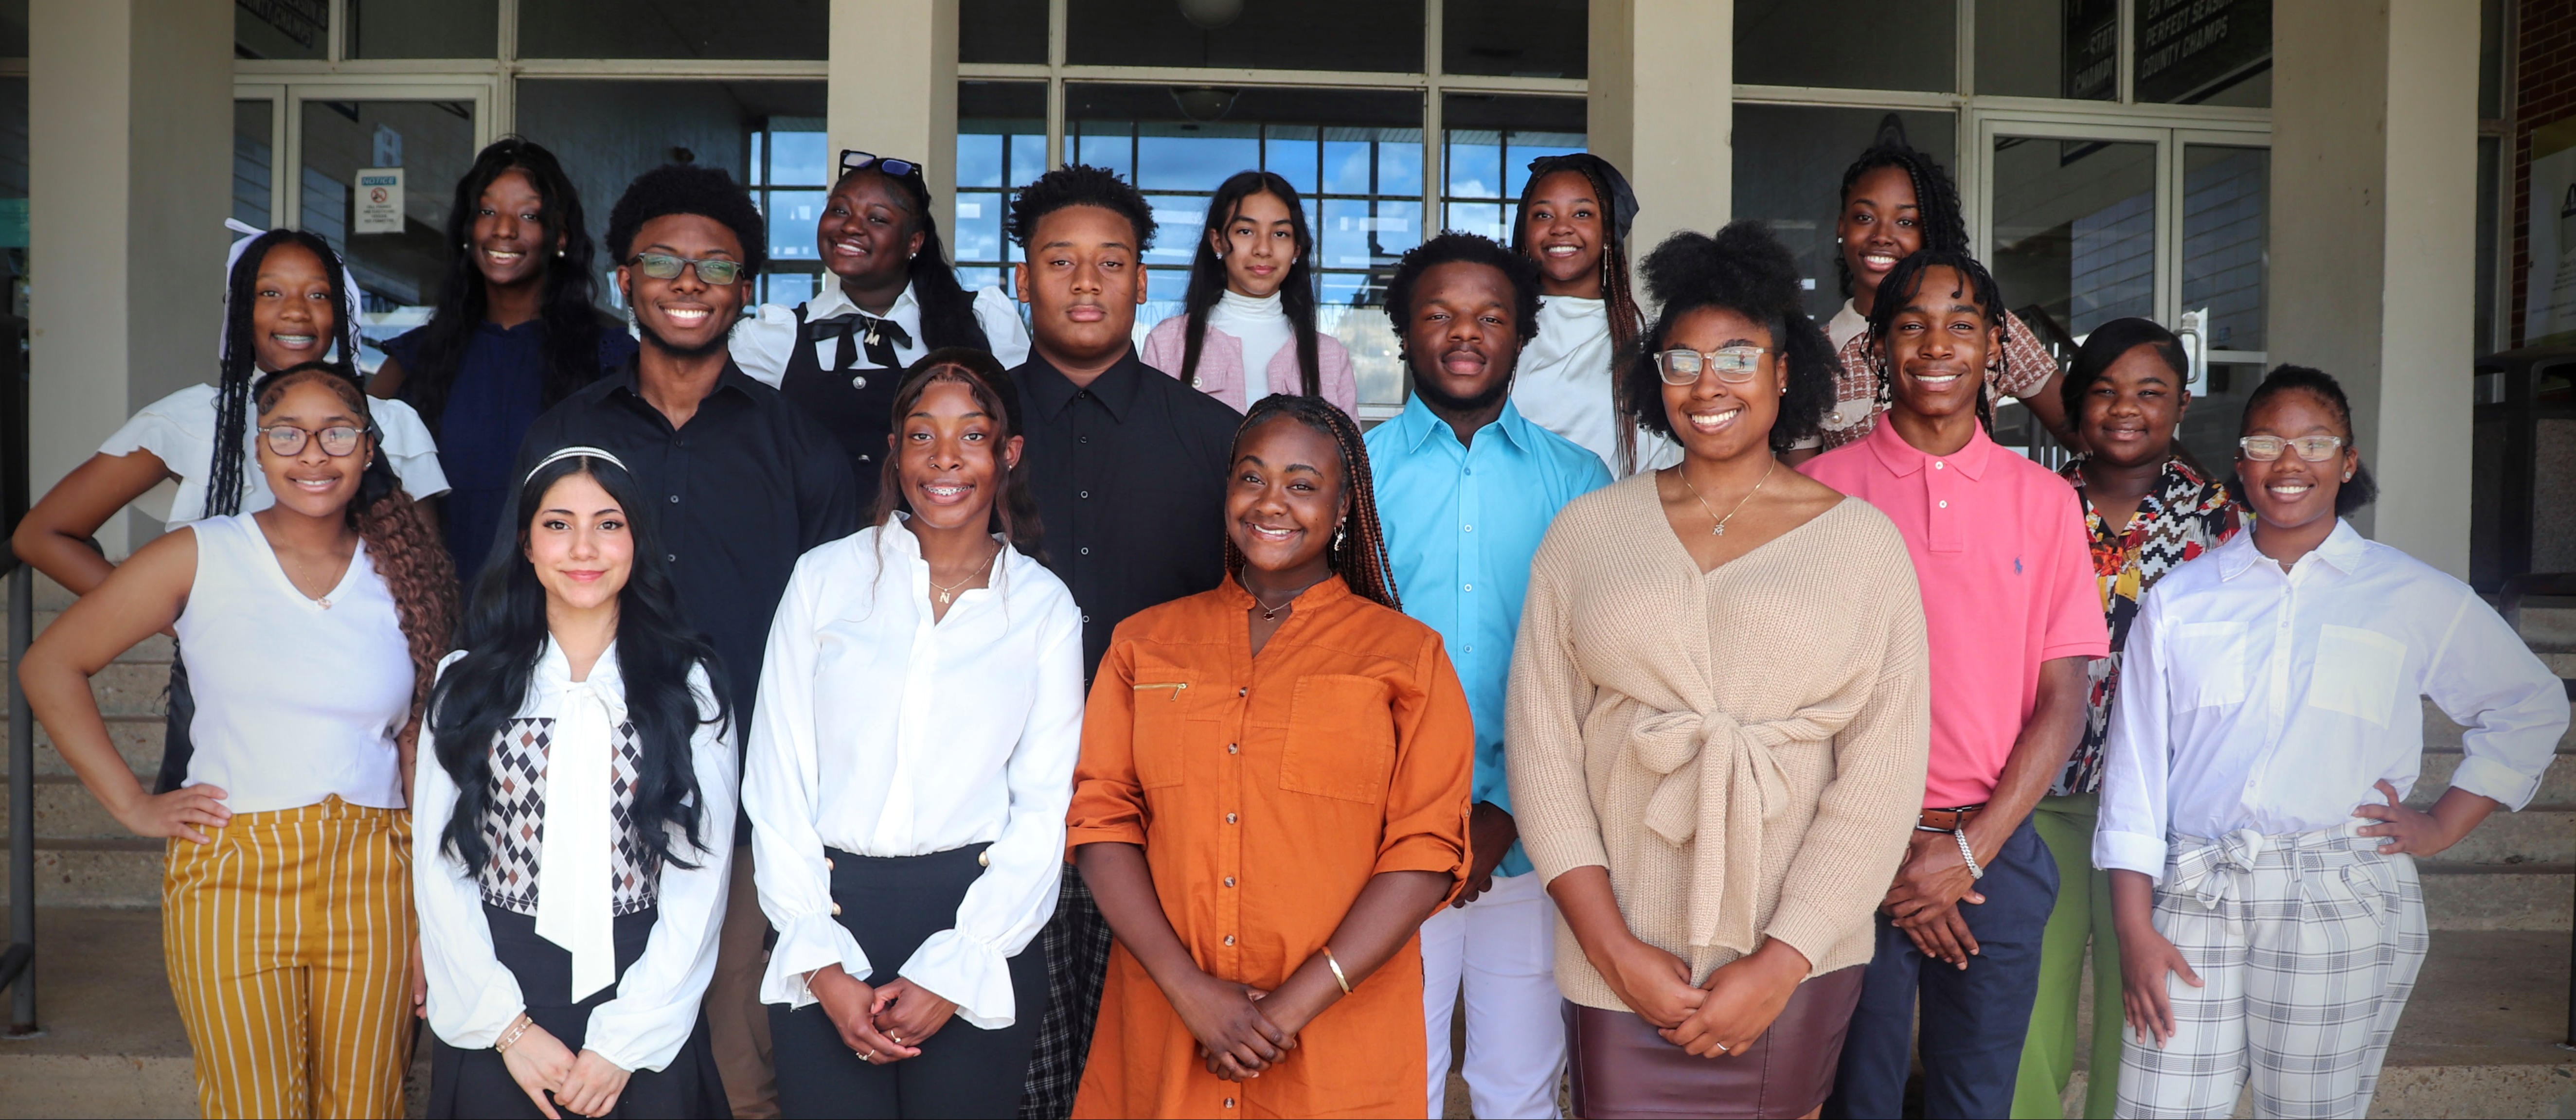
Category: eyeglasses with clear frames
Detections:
[
  {"x1": 627, "y1": 253, "x2": 745, "y2": 286},
  {"x1": 1658, "y1": 346, "x2": 1769, "y2": 386},
  {"x1": 2237, "y1": 434, "x2": 2346, "y2": 462},
  {"x1": 261, "y1": 423, "x2": 365, "y2": 458}
]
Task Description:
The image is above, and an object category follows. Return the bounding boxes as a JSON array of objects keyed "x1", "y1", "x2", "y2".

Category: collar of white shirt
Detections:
[
  {"x1": 806, "y1": 279, "x2": 921, "y2": 327},
  {"x1": 527, "y1": 636, "x2": 626, "y2": 716},
  {"x1": 2215, "y1": 516, "x2": 2370, "y2": 582}
]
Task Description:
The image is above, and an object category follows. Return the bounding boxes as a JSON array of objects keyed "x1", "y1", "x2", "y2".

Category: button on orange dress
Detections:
[{"x1": 1066, "y1": 574, "x2": 1474, "y2": 1120}]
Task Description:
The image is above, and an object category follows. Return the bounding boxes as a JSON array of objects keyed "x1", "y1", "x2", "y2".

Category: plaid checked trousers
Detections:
[
  {"x1": 1019, "y1": 865, "x2": 1115, "y2": 1119},
  {"x1": 2113, "y1": 821, "x2": 2428, "y2": 1120}
]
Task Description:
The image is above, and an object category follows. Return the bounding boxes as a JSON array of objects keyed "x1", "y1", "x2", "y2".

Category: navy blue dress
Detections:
[{"x1": 385, "y1": 320, "x2": 639, "y2": 583}]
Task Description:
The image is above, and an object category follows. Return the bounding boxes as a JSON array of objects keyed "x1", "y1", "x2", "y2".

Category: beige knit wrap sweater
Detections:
[{"x1": 1506, "y1": 475, "x2": 1932, "y2": 1010}]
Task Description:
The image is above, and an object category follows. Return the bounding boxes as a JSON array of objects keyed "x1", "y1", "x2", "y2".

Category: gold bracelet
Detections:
[
  {"x1": 495, "y1": 1014, "x2": 533, "y2": 1054},
  {"x1": 1320, "y1": 946, "x2": 1352, "y2": 994}
]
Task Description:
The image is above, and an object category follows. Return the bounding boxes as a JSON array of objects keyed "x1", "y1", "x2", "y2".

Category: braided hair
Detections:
[
  {"x1": 211, "y1": 231, "x2": 363, "y2": 519},
  {"x1": 1834, "y1": 142, "x2": 1972, "y2": 298},
  {"x1": 1223, "y1": 394, "x2": 1400, "y2": 611},
  {"x1": 1514, "y1": 160, "x2": 1646, "y2": 473},
  {"x1": 1865, "y1": 249, "x2": 2008, "y2": 435}
]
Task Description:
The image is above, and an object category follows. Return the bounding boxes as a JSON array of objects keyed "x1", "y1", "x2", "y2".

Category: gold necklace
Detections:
[
  {"x1": 1677, "y1": 459, "x2": 1776, "y2": 537},
  {"x1": 1249, "y1": 589, "x2": 1298, "y2": 621},
  {"x1": 928, "y1": 545, "x2": 1000, "y2": 605}
]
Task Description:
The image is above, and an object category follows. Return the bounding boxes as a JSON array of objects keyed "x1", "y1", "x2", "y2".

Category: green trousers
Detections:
[{"x1": 2009, "y1": 793, "x2": 2124, "y2": 1119}]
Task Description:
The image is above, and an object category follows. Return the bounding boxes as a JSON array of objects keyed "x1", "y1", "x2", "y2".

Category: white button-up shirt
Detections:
[
  {"x1": 729, "y1": 280, "x2": 1032, "y2": 387},
  {"x1": 742, "y1": 516, "x2": 1084, "y2": 1027},
  {"x1": 2094, "y1": 520, "x2": 2570, "y2": 881}
]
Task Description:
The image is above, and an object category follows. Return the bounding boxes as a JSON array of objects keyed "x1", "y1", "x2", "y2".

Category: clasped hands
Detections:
[
  {"x1": 1881, "y1": 828, "x2": 1987, "y2": 969},
  {"x1": 1592, "y1": 932, "x2": 1810, "y2": 1060},
  {"x1": 808, "y1": 964, "x2": 963, "y2": 1066},
  {"x1": 495, "y1": 1016, "x2": 631, "y2": 1119},
  {"x1": 1169, "y1": 961, "x2": 1343, "y2": 1082}
]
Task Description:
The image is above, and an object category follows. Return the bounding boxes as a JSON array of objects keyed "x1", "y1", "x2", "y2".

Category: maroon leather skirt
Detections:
[{"x1": 1563, "y1": 965, "x2": 1865, "y2": 1120}]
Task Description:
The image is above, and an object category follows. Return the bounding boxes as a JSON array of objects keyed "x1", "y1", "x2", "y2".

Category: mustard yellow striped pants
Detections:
[{"x1": 162, "y1": 796, "x2": 415, "y2": 1119}]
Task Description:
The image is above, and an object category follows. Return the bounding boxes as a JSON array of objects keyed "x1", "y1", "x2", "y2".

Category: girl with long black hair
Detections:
[
  {"x1": 10, "y1": 224, "x2": 449, "y2": 795},
  {"x1": 744, "y1": 350, "x2": 1079, "y2": 1118},
  {"x1": 23, "y1": 361, "x2": 458, "y2": 1118},
  {"x1": 371, "y1": 138, "x2": 637, "y2": 584},
  {"x1": 1508, "y1": 153, "x2": 1674, "y2": 475},
  {"x1": 416, "y1": 446, "x2": 734, "y2": 1119},
  {"x1": 734, "y1": 151, "x2": 1032, "y2": 509},
  {"x1": 1139, "y1": 170, "x2": 1358, "y2": 418}
]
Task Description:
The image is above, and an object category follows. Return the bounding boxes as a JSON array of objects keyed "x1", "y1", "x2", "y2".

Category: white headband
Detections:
[{"x1": 525, "y1": 445, "x2": 632, "y2": 485}]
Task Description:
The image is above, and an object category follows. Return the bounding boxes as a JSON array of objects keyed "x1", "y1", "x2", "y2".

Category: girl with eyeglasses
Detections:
[
  {"x1": 21, "y1": 361, "x2": 458, "y2": 1118},
  {"x1": 1140, "y1": 170, "x2": 1358, "y2": 418},
  {"x1": 2095, "y1": 366, "x2": 2566, "y2": 1119},
  {"x1": 732, "y1": 150, "x2": 1033, "y2": 509},
  {"x1": 369, "y1": 138, "x2": 637, "y2": 585},
  {"x1": 9, "y1": 227, "x2": 450, "y2": 799},
  {"x1": 1508, "y1": 222, "x2": 1929, "y2": 1120},
  {"x1": 415, "y1": 446, "x2": 733, "y2": 1120}
]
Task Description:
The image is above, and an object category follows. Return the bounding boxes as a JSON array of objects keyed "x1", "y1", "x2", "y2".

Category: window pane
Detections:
[
  {"x1": 1444, "y1": 202, "x2": 1505, "y2": 242},
  {"x1": 2182, "y1": 145, "x2": 2268, "y2": 353},
  {"x1": 349, "y1": 0, "x2": 497, "y2": 58},
  {"x1": 1730, "y1": 105, "x2": 1956, "y2": 322},
  {"x1": 1976, "y1": 0, "x2": 2115, "y2": 100},
  {"x1": 2481, "y1": 0, "x2": 2505, "y2": 120},
  {"x1": 1266, "y1": 126, "x2": 1321, "y2": 196},
  {"x1": 1139, "y1": 125, "x2": 1261, "y2": 194},
  {"x1": 1442, "y1": 94, "x2": 1585, "y2": 238},
  {"x1": 2477, "y1": 135, "x2": 2500, "y2": 356},
  {"x1": 1145, "y1": 194, "x2": 1209, "y2": 266},
  {"x1": 1069, "y1": 0, "x2": 1423, "y2": 72},
  {"x1": 954, "y1": 191, "x2": 1006, "y2": 266},
  {"x1": 2135, "y1": 0, "x2": 2271, "y2": 105},
  {"x1": 0, "y1": 0, "x2": 26, "y2": 56},
  {"x1": 518, "y1": 79, "x2": 828, "y2": 312},
  {"x1": 761, "y1": 270, "x2": 817, "y2": 308},
  {"x1": 765, "y1": 189, "x2": 827, "y2": 265},
  {"x1": 1736, "y1": 0, "x2": 1954, "y2": 92},
  {"x1": 767, "y1": 123, "x2": 829, "y2": 187},
  {"x1": 960, "y1": 81, "x2": 1048, "y2": 209},
  {"x1": 1444, "y1": 0, "x2": 1586, "y2": 78},
  {"x1": 1989, "y1": 136, "x2": 2157, "y2": 344},
  {"x1": 298, "y1": 99, "x2": 480, "y2": 369},
  {"x1": 963, "y1": 0, "x2": 1049, "y2": 64},
  {"x1": 238, "y1": 0, "x2": 328, "y2": 60},
  {"x1": 235, "y1": 100, "x2": 274, "y2": 229},
  {"x1": 520, "y1": 0, "x2": 826, "y2": 59}
]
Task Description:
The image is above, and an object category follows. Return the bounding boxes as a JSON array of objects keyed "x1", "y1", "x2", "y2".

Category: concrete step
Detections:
[
  {"x1": 2422, "y1": 864, "x2": 2575, "y2": 930},
  {"x1": 2421, "y1": 809, "x2": 2576, "y2": 867},
  {"x1": 2419, "y1": 750, "x2": 2576, "y2": 808},
  {"x1": 0, "y1": 609, "x2": 177, "y2": 666},
  {"x1": 29, "y1": 714, "x2": 165, "y2": 779},
  {"x1": 0, "y1": 842, "x2": 164, "y2": 908},
  {"x1": 0, "y1": 660, "x2": 174, "y2": 718},
  {"x1": 0, "y1": 777, "x2": 155, "y2": 842},
  {"x1": 2519, "y1": 601, "x2": 2576, "y2": 652}
]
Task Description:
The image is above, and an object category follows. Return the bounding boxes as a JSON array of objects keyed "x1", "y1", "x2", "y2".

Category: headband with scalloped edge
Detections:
[{"x1": 525, "y1": 445, "x2": 632, "y2": 485}]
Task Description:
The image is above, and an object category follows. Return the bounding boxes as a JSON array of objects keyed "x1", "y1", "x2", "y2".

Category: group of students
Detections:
[{"x1": 10, "y1": 124, "x2": 2568, "y2": 1120}]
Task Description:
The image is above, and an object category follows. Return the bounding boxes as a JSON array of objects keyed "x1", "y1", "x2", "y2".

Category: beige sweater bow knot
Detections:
[{"x1": 1629, "y1": 703, "x2": 1860, "y2": 954}]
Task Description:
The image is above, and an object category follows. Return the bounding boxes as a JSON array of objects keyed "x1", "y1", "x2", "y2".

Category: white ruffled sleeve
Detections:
[
  {"x1": 741, "y1": 546, "x2": 872, "y2": 1007},
  {"x1": 973, "y1": 286, "x2": 1033, "y2": 369},
  {"x1": 413, "y1": 652, "x2": 531, "y2": 1049},
  {"x1": 582, "y1": 666, "x2": 739, "y2": 1072},
  {"x1": 729, "y1": 303, "x2": 803, "y2": 389},
  {"x1": 894, "y1": 584, "x2": 1082, "y2": 1028},
  {"x1": 369, "y1": 397, "x2": 450, "y2": 500}
]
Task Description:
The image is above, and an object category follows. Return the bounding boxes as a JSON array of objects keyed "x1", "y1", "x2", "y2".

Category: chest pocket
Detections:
[
  {"x1": 1279, "y1": 674, "x2": 1397, "y2": 804},
  {"x1": 2308, "y1": 625, "x2": 2409, "y2": 728},
  {"x1": 1129, "y1": 660, "x2": 1200, "y2": 790},
  {"x1": 2169, "y1": 621, "x2": 2249, "y2": 710}
]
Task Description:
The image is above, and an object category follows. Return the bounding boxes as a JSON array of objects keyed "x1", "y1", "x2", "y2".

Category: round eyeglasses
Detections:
[
  {"x1": 261, "y1": 423, "x2": 364, "y2": 458},
  {"x1": 2237, "y1": 435, "x2": 2346, "y2": 462},
  {"x1": 627, "y1": 252, "x2": 745, "y2": 286},
  {"x1": 1657, "y1": 346, "x2": 1769, "y2": 386}
]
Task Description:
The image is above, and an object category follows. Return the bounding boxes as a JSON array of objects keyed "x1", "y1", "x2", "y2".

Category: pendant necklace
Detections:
[
  {"x1": 1249, "y1": 588, "x2": 1299, "y2": 621},
  {"x1": 1679, "y1": 459, "x2": 1776, "y2": 537},
  {"x1": 929, "y1": 546, "x2": 1000, "y2": 605}
]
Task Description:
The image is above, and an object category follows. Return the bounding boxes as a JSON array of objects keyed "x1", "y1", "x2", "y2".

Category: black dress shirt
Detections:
[
  {"x1": 1013, "y1": 349, "x2": 1241, "y2": 678},
  {"x1": 513, "y1": 359, "x2": 862, "y2": 745}
]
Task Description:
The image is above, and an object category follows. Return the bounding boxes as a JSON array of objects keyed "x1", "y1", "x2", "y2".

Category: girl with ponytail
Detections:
[
  {"x1": 732, "y1": 150, "x2": 1033, "y2": 510},
  {"x1": 10, "y1": 225, "x2": 450, "y2": 793},
  {"x1": 1139, "y1": 170, "x2": 1360, "y2": 419},
  {"x1": 21, "y1": 361, "x2": 458, "y2": 1119}
]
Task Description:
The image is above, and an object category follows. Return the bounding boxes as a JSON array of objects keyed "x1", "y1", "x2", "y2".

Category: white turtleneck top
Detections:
[{"x1": 1206, "y1": 288, "x2": 1294, "y2": 404}]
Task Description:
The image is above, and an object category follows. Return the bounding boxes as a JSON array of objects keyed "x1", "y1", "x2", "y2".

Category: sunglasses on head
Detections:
[{"x1": 841, "y1": 150, "x2": 926, "y2": 180}]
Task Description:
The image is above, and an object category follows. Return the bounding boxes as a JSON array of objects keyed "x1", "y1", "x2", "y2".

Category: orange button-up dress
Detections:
[{"x1": 1067, "y1": 574, "x2": 1474, "y2": 1119}]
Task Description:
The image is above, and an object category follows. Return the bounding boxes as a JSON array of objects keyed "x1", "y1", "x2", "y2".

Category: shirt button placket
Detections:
[{"x1": 1220, "y1": 678, "x2": 1246, "y2": 974}]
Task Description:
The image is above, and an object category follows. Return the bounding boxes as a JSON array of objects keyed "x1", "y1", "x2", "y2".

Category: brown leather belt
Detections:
[{"x1": 1916, "y1": 804, "x2": 1985, "y2": 832}]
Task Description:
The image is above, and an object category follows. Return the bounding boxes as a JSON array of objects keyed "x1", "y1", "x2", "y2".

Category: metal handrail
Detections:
[{"x1": 0, "y1": 308, "x2": 28, "y2": 1036}]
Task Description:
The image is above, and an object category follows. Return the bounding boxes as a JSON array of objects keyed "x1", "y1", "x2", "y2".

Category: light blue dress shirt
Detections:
[{"x1": 1365, "y1": 395, "x2": 1613, "y2": 877}]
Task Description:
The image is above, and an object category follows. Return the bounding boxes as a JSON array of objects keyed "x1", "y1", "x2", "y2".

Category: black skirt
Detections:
[{"x1": 427, "y1": 903, "x2": 730, "y2": 1119}]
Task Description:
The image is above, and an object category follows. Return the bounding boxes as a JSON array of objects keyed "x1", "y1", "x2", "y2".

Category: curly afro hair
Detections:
[
  {"x1": 1625, "y1": 221, "x2": 1836, "y2": 453},
  {"x1": 1381, "y1": 232, "x2": 1544, "y2": 352},
  {"x1": 1008, "y1": 163, "x2": 1157, "y2": 252},
  {"x1": 606, "y1": 163, "x2": 768, "y2": 279}
]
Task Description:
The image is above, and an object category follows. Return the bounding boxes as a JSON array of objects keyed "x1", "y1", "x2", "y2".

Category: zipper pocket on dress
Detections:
[{"x1": 1133, "y1": 682, "x2": 1189, "y2": 700}]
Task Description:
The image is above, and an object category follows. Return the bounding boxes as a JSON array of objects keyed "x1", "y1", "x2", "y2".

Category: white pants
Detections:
[
  {"x1": 2114, "y1": 822, "x2": 2429, "y2": 1120},
  {"x1": 1421, "y1": 869, "x2": 1565, "y2": 1120}
]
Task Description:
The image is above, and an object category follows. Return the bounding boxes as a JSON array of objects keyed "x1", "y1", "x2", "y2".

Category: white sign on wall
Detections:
[{"x1": 354, "y1": 167, "x2": 405, "y2": 235}]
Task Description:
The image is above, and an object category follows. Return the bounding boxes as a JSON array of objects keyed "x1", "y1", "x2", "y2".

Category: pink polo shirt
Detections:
[{"x1": 1800, "y1": 420, "x2": 2106, "y2": 808}]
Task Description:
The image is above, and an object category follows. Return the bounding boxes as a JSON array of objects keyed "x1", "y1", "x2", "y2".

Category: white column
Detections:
[
  {"x1": 1590, "y1": 0, "x2": 1733, "y2": 272},
  {"x1": 829, "y1": 0, "x2": 961, "y2": 220},
  {"x1": 28, "y1": 0, "x2": 232, "y2": 553},
  {"x1": 2268, "y1": 0, "x2": 2480, "y2": 576}
]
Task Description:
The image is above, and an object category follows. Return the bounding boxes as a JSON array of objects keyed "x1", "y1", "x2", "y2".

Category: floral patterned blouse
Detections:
[{"x1": 2053, "y1": 456, "x2": 2238, "y2": 796}]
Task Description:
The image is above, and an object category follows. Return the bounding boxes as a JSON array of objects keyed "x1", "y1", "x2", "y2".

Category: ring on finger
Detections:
[{"x1": 1714, "y1": 1040, "x2": 1731, "y2": 1053}]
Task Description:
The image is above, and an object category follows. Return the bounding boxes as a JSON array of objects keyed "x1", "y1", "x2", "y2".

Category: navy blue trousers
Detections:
[{"x1": 1826, "y1": 818, "x2": 2057, "y2": 1120}]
